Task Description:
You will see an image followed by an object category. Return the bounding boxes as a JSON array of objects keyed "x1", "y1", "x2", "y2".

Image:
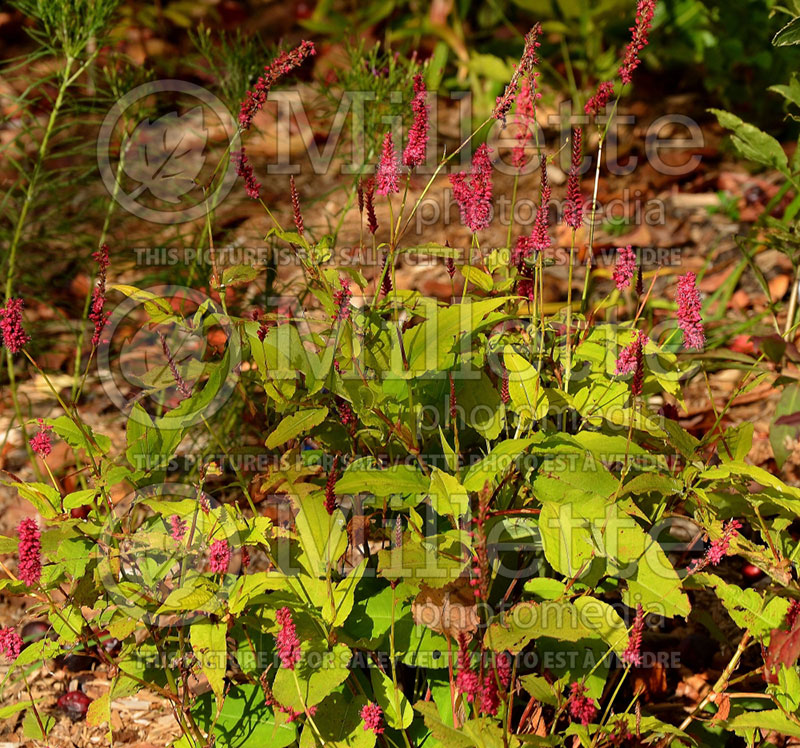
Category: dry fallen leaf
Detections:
[{"x1": 411, "y1": 577, "x2": 478, "y2": 639}]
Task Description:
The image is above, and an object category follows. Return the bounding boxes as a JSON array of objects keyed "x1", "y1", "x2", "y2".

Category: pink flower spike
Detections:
[
  {"x1": 208, "y1": 539, "x2": 231, "y2": 574},
  {"x1": 687, "y1": 519, "x2": 742, "y2": 575},
  {"x1": 450, "y1": 144, "x2": 493, "y2": 233},
  {"x1": 615, "y1": 330, "x2": 648, "y2": 377},
  {"x1": 17, "y1": 517, "x2": 41, "y2": 587},
  {"x1": 494, "y1": 23, "x2": 542, "y2": 122},
  {"x1": 480, "y1": 672, "x2": 500, "y2": 716},
  {"x1": 496, "y1": 651, "x2": 512, "y2": 688},
  {"x1": 239, "y1": 41, "x2": 315, "y2": 130},
  {"x1": 455, "y1": 634, "x2": 480, "y2": 702},
  {"x1": 169, "y1": 515, "x2": 187, "y2": 541},
  {"x1": 360, "y1": 702, "x2": 384, "y2": 735},
  {"x1": 331, "y1": 277, "x2": 352, "y2": 322},
  {"x1": 0, "y1": 298, "x2": 30, "y2": 354},
  {"x1": 585, "y1": 81, "x2": 615, "y2": 116},
  {"x1": 275, "y1": 607, "x2": 302, "y2": 669},
  {"x1": 90, "y1": 244, "x2": 110, "y2": 347},
  {"x1": 567, "y1": 682, "x2": 597, "y2": 726},
  {"x1": 622, "y1": 604, "x2": 645, "y2": 666},
  {"x1": 376, "y1": 133, "x2": 400, "y2": 195},
  {"x1": 0, "y1": 628, "x2": 23, "y2": 661},
  {"x1": 402, "y1": 75, "x2": 429, "y2": 168},
  {"x1": 563, "y1": 128, "x2": 583, "y2": 230},
  {"x1": 29, "y1": 419, "x2": 53, "y2": 459},
  {"x1": 511, "y1": 75, "x2": 538, "y2": 168},
  {"x1": 290, "y1": 176, "x2": 304, "y2": 235},
  {"x1": 676, "y1": 271, "x2": 705, "y2": 350},
  {"x1": 613, "y1": 246, "x2": 637, "y2": 290},
  {"x1": 232, "y1": 148, "x2": 261, "y2": 200},
  {"x1": 619, "y1": 0, "x2": 657, "y2": 85}
]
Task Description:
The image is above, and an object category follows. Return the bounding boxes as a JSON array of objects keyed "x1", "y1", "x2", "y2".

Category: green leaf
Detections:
[
  {"x1": 519, "y1": 675, "x2": 558, "y2": 706},
  {"x1": 271, "y1": 641, "x2": 351, "y2": 710},
  {"x1": 414, "y1": 701, "x2": 474, "y2": 748},
  {"x1": 221, "y1": 264, "x2": 260, "y2": 287},
  {"x1": 773, "y1": 16, "x2": 800, "y2": 46},
  {"x1": 462, "y1": 438, "x2": 538, "y2": 492},
  {"x1": 504, "y1": 347, "x2": 547, "y2": 422},
  {"x1": 485, "y1": 601, "x2": 596, "y2": 653},
  {"x1": 10, "y1": 482, "x2": 61, "y2": 519},
  {"x1": 457, "y1": 372, "x2": 504, "y2": 440},
  {"x1": 429, "y1": 468, "x2": 470, "y2": 517},
  {"x1": 157, "y1": 577, "x2": 218, "y2": 614},
  {"x1": 770, "y1": 383, "x2": 800, "y2": 468},
  {"x1": 266, "y1": 407, "x2": 328, "y2": 449},
  {"x1": 371, "y1": 667, "x2": 413, "y2": 729},
  {"x1": 573, "y1": 597, "x2": 629, "y2": 655},
  {"x1": 22, "y1": 710, "x2": 55, "y2": 739},
  {"x1": 0, "y1": 700, "x2": 39, "y2": 719},
  {"x1": 709, "y1": 109, "x2": 789, "y2": 173},
  {"x1": 190, "y1": 618, "x2": 227, "y2": 703},
  {"x1": 769, "y1": 74, "x2": 800, "y2": 108},
  {"x1": 323, "y1": 560, "x2": 367, "y2": 626},
  {"x1": 48, "y1": 415, "x2": 111, "y2": 456},
  {"x1": 63, "y1": 489, "x2": 96, "y2": 510},
  {"x1": 191, "y1": 683, "x2": 298, "y2": 748},
  {"x1": 728, "y1": 709, "x2": 800, "y2": 738},
  {"x1": 87, "y1": 692, "x2": 110, "y2": 728},
  {"x1": 298, "y1": 691, "x2": 375, "y2": 748},
  {"x1": 293, "y1": 493, "x2": 347, "y2": 576},
  {"x1": 461, "y1": 265, "x2": 494, "y2": 292},
  {"x1": 402, "y1": 297, "x2": 507, "y2": 374},
  {"x1": 688, "y1": 573, "x2": 788, "y2": 636},
  {"x1": 538, "y1": 500, "x2": 603, "y2": 579},
  {"x1": 335, "y1": 463, "x2": 428, "y2": 497},
  {"x1": 50, "y1": 604, "x2": 84, "y2": 644}
]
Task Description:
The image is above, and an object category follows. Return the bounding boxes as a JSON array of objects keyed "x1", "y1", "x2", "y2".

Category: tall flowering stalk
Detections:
[
  {"x1": 376, "y1": 133, "x2": 400, "y2": 196},
  {"x1": 289, "y1": 176, "x2": 304, "y2": 235},
  {"x1": 324, "y1": 457, "x2": 338, "y2": 515},
  {"x1": 563, "y1": 129, "x2": 583, "y2": 391},
  {"x1": 89, "y1": 244, "x2": 110, "y2": 347},
  {"x1": 582, "y1": 0, "x2": 658, "y2": 321},
  {"x1": 402, "y1": 74, "x2": 429, "y2": 168},
  {"x1": 619, "y1": 0, "x2": 657, "y2": 84},
  {"x1": 239, "y1": 41, "x2": 316, "y2": 130},
  {"x1": 332, "y1": 277, "x2": 352, "y2": 322},
  {"x1": 450, "y1": 144, "x2": 493, "y2": 235},
  {"x1": 232, "y1": 149, "x2": 261, "y2": 200},
  {"x1": 493, "y1": 23, "x2": 542, "y2": 122},
  {"x1": 676, "y1": 271, "x2": 705, "y2": 350},
  {"x1": 622, "y1": 604, "x2": 645, "y2": 666},
  {"x1": 563, "y1": 129, "x2": 583, "y2": 230},
  {"x1": 159, "y1": 333, "x2": 192, "y2": 399},
  {"x1": 365, "y1": 178, "x2": 378, "y2": 235}
]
